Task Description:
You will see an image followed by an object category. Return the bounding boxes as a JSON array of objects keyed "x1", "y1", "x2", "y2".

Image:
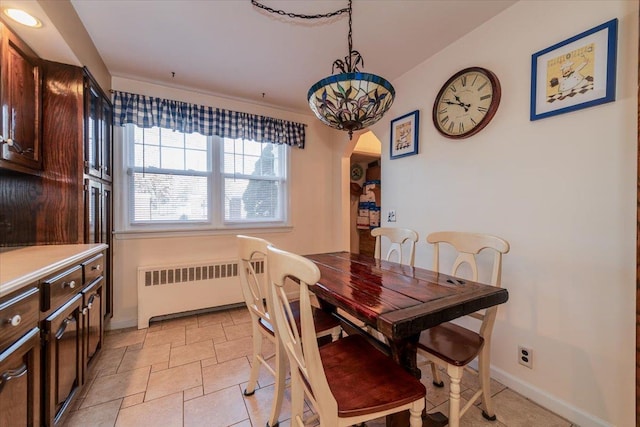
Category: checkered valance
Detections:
[{"x1": 112, "y1": 91, "x2": 306, "y2": 148}]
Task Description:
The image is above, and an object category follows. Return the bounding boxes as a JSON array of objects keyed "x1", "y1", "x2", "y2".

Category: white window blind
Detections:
[{"x1": 122, "y1": 125, "x2": 288, "y2": 231}]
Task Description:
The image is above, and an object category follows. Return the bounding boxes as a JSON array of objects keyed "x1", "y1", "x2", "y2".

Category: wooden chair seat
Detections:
[
  {"x1": 418, "y1": 321, "x2": 485, "y2": 367},
  {"x1": 258, "y1": 300, "x2": 340, "y2": 337},
  {"x1": 321, "y1": 334, "x2": 426, "y2": 418}
]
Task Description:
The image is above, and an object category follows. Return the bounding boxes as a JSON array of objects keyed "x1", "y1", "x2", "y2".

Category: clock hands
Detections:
[{"x1": 453, "y1": 95, "x2": 471, "y2": 112}]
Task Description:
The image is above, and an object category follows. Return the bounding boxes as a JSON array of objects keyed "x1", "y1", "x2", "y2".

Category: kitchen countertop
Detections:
[{"x1": 0, "y1": 243, "x2": 108, "y2": 298}]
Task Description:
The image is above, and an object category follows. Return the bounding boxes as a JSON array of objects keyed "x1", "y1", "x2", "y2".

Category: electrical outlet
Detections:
[
  {"x1": 518, "y1": 345, "x2": 533, "y2": 368},
  {"x1": 387, "y1": 210, "x2": 396, "y2": 222}
]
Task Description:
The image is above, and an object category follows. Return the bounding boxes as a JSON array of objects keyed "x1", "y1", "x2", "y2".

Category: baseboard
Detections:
[{"x1": 488, "y1": 365, "x2": 611, "y2": 427}]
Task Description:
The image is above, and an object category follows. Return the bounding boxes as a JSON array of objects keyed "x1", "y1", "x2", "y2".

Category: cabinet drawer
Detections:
[
  {"x1": 82, "y1": 253, "x2": 104, "y2": 287},
  {"x1": 0, "y1": 287, "x2": 39, "y2": 353},
  {"x1": 42, "y1": 266, "x2": 82, "y2": 313}
]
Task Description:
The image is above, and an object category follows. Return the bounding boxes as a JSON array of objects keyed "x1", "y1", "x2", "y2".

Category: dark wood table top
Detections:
[
  {"x1": 306, "y1": 251, "x2": 509, "y2": 427},
  {"x1": 306, "y1": 251, "x2": 509, "y2": 342}
]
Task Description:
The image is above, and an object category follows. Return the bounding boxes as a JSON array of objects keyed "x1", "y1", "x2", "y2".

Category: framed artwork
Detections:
[
  {"x1": 530, "y1": 18, "x2": 617, "y2": 121},
  {"x1": 390, "y1": 110, "x2": 419, "y2": 159}
]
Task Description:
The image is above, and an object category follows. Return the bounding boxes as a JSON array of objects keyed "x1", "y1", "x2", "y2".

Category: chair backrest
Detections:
[
  {"x1": 266, "y1": 245, "x2": 337, "y2": 422},
  {"x1": 237, "y1": 235, "x2": 272, "y2": 325},
  {"x1": 427, "y1": 231, "x2": 509, "y2": 335},
  {"x1": 371, "y1": 227, "x2": 419, "y2": 266}
]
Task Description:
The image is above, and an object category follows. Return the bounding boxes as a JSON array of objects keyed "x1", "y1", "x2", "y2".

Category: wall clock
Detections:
[
  {"x1": 432, "y1": 67, "x2": 501, "y2": 139},
  {"x1": 350, "y1": 163, "x2": 364, "y2": 181}
]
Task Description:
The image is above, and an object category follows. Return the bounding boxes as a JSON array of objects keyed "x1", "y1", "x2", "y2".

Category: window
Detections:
[{"x1": 123, "y1": 125, "x2": 288, "y2": 231}]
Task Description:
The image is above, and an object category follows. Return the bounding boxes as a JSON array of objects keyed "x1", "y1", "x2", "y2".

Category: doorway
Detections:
[{"x1": 349, "y1": 131, "x2": 382, "y2": 256}]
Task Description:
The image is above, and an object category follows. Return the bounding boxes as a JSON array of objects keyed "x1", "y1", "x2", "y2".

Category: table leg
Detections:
[{"x1": 386, "y1": 337, "x2": 448, "y2": 427}]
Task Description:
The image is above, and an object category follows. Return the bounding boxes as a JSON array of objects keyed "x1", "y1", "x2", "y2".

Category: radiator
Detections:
[{"x1": 137, "y1": 259, "x2": 263, "y2": 329}]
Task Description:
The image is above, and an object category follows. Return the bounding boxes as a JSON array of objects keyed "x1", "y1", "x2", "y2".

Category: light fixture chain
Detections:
[{"x1": 250, "y1": 0, "x2": 348, "y2": 20}]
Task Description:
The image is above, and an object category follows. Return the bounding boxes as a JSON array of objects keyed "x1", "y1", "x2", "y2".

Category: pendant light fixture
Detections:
[{"x1": 252, "y1": 0, "x2": 395, "y2": 139}]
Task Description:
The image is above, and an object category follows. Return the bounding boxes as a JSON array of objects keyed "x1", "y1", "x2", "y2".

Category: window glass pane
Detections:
[
  {"x1": 136, "y1": 144, "x2": 160, "y2": 168},
  {"x1": 185, "y1": 149, "x2": 208, "y2": 172},
  {"x1": 224, "y1": 177, "x2": 280, "y2": 221},
  {"x1": 186, "y1": 133, "x2": 207, "y2": 150},
  {"x1": 161, "y1": 147, "x2": 185, "y2": 170},
  {"x1": 132, "y1": 172, "x2": 208, "y2": 222},
  {"x1": 161, "y1": 130, "x2": 184, "y2": 148}
]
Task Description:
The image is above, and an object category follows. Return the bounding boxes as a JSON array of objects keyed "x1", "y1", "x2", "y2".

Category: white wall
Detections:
[
  {"x1": 369, "y1": 1, "x2": 637, "y2": 426},
  {"x1": 109, "y1": 77, "x2": 350, "y2": 329}
]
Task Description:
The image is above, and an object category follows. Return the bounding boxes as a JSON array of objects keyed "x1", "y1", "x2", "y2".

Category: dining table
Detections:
[{"x1": 305, "y1": 251, "x2": 509, "y2": 427}]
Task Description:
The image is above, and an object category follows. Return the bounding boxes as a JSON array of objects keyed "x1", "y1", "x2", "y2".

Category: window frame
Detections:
[{"x1": 117, "y1": 125, "x2": 290, "y2": 234}]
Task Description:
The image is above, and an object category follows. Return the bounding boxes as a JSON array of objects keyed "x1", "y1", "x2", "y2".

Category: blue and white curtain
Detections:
[{"x1": 112, "y1": 91, "x2": 306, "y2": 148}]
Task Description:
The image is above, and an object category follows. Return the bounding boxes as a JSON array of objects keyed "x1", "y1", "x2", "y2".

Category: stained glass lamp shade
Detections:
[{"x1": 308, "y1": 72, "x2": 395, "y2": 139}]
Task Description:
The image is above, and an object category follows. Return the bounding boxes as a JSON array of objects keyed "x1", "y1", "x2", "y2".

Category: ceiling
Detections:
[{"x1": 3, "y1": 0, "x2": 517, "y2": 114}]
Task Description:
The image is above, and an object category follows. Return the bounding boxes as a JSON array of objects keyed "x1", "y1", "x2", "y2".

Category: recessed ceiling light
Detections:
[{"x1": 3, "y1": 8, "x2": 42, "y2": 28}]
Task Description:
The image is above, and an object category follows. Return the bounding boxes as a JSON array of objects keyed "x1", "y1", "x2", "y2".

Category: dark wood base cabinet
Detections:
[
  {"x1": 43, "y1": 294, "x2": 83, "y2": 426},
  {"x1": 0, "y1": 327, "x2": 41, "y2": 427},
  {"x1": 1, "y1": 246, "x2": 107, "y2": 427}
]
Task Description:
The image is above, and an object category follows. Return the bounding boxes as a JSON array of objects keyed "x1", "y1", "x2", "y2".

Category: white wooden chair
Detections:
[
  {"x1": 417, "y1": 231, "x2": 510, "y2": 427},
  {"x1": 237, "y1": 235, "x2": 341, "y2": 427},
  {"x1": 266, "y1": 245, "x2": 426, "y2": 427},
  {"x1": 371, "y1": 227, "x2": 419, "y2": 266}
]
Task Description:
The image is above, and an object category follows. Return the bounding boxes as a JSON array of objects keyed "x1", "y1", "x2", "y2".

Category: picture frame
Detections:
[
  {"x1": 390, "y1": 110, "x2": 419, "y2": 159},
  {"x1": 530, "y1": 18, "x2": 617, "y2": 121}
]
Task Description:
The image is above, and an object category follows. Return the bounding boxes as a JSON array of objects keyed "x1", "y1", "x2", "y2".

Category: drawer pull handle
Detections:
[
  {"x1": 91, "y1": 265, "x2": 101, "y2": 271},
  {"x1": 82, "y1": 308, "x2": 88, "y2": 315},
  {"x1": 0, "y1": 364, "x2": 28, "y2": 393},
  {"x1": 7, "y1": 314, "x2": 21, "y2": 327},
  {"x1": 63, "y1": 280, "x2": 76, "y2": 289},
  {"x1": 87, "y1": 302, "x2": 93, "y2": 310}
]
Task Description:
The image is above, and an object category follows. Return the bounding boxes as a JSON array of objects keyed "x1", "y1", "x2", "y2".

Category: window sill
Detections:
[{"x1": 114, "y1": 225, "x2": 293, "y2": 240}]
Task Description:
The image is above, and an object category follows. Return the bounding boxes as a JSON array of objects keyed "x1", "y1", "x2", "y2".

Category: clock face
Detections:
[
  {"x1": 350, "y1": 163, "x2": 364, "y2": 181},
  {"x1": 433, "y1": 67, "x2": 501, "y2": 139}
]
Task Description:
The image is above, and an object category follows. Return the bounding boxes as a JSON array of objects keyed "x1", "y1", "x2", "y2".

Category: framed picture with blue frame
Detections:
[
  {"x1": 530, "y1": 18, "x2": 617, "y2": 121},
  {"x1": 390, "y1": 110, "x2": 419, "y2": 159}
]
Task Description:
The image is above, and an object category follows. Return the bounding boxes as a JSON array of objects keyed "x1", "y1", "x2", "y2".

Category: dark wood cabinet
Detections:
[
  {"x1": 84, "y1": 69, "x2": 112, "y2": 183},
  {"x1": 0, "y1": 285, "x2": 40, "y2": 427},
  {"x1": 43, "y1": 293, "x2": 83, "y2": 427},
  {"x1": 0, "y1": 327, "x2": 41, "y2": 427},
  {"x1": 0, "y1": 21, "x2": 42, "y2": 174},
  {"x1": 81, "y1": 277, "x2": 103, "y2": 374},
  {"x1": 84, "y1": 180, "x2": 113, "y2": 318}
]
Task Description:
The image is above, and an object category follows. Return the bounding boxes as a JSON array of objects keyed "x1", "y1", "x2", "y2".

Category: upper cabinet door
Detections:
[
  {"x1": 83, "y1": 70, "x2": 112, "y2": 182},
  {"x1": 0, "y1": 23, "x2": 42, "y2": 174}
]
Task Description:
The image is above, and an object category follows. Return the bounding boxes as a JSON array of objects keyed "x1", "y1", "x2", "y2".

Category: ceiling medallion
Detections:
[{"x1": 251, "y1": 0, "x2": 395, "y2": 140}]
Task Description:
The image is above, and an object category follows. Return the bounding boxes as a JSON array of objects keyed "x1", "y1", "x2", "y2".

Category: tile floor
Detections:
[{"x1": 62, "y1": 306, "x2": 576, "y2": 427}]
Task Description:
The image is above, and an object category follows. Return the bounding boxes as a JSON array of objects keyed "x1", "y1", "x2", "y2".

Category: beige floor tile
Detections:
[
  {"x1": 184, "y1": 385, "x2": 204, "y2": 401},
  {"x1": 244, "y1": 382, "x2": 293, "y2": 427},
  {"x1": 103, "y1": 329, "x2": 147, "y2": 349},
  {"x1": 144, "y1": 326, "x2": 186, "y2": 348},
  {"x1": 214, "y1": 336, "x2": 254, "y2": 362},
  {"x1": 201, "y1": 356, "x2": 218, "y2": 368},
  {"x1": 90, "y1": 346, "x2": 125, "y2": 376},
  {"x1": 197, "y1": 310, "x2": 234, "y2": 328},
  {"x1": 223, "y1": 323, "x2": 253, "y2": 341},
  {"x1": 184, "y1": 385, "x2": 249, "y2": 427},
  {"x1": 151, "y1": 361, "x2": 169, "y2": 372},
  {"x1": 228, "y1": 307, "x2": 252, "y2": 324},
  {"x1": 81, "y1": 366, "x2": 150, "y2": 408},
  {"x1": 491, "y1": 389, "x2": 572, "y2": 426},
  {"x1": 145, "y1": 360, "x2": 203, "y2": 401},
  {"x1": 64, "y1": 398, "x2": 122, "y2": 427},
  {"x1": 432, "y1": 396, "x2": 507, "y2": 427},
  {"x1": 120, "y1": 392, "x2": 145, "y2": 409},
  {"x1": 202, "y1": 357, "x2": 252, "y2": 395},
  {"x1": 186, "y1": 322, "x2": 226, "y2": 345},
  {"x1": 161, "y1": 316, "x2": 199, "y2": 330},
  {"x1": 230, "y1": 420, "x2": 252, "y2": 427},
  {"x1": 115, "y1": 392, "x2": 183, "y2": 427},
  {"x1": 117, "y1": 343, "x2": 171, "y2": 372},
  {"x1": 169, "y1": 340, "x2": 216, "y2": 367}
]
